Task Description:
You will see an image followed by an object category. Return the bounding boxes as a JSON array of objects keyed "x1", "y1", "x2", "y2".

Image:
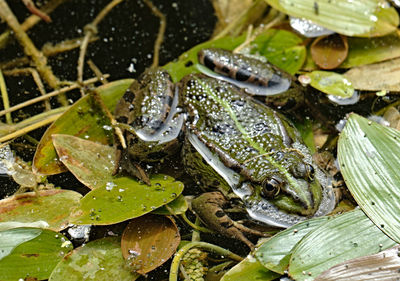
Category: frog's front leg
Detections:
[{"x1": 192, "y1": 191, "x2": 267, "y2": 250}]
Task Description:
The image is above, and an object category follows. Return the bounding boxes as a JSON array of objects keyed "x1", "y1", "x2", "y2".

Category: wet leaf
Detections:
[
  {"x1": 33, "y1": 79, "x2": 132, "y2": 175},
  {"x1": 344, "y1": 57, "x2": 400, "y2": 91},
  {"x1": 0, "y1": 190, "x2": 82, "y2": 231},
  {"x1": 251, "y1": 29, "x2": 306, "y2": 75},
  {"x1": 303, "y1": 70, "x2": 354, "y2": 98},
  {"x1": 163, "y1": 35, "x2": 245, "y2": 82},
  {"x1": 255, "y1": 216, "x2": 331, "y2": 274},
  {"x1": 221, "y1": 255, "x2": 280, "y2": 281},
  {"x1": 70, "y1": 175, "x2": 184, "y2": 225},
  {"x1": 288, "y1": 209, "x2": 396, "y2": 281},
  {"x1": 338, "y1": 114, "x2": 400, "y2": 243},
  {"x1": 315, "y1": 245, "x2": 400, "y2": 280},
  {"x1": 311, "y1": 34, "x2": 348, "y2": 69},
  {"x1": 341, "y1": 33, "x2": 400, "y2": 68},
  {"x1": 52, "y1": 134, "x2": 116, "y2": 190},
  {"x1": 49, "y1": 237, "x2": 139, "y2": 281},
  {"x1": 0, "y1": 228, "x2": 73, "y2": 281},
  {"x1": 265, "y1": 0, "x2": 399, "y2": 37},
  {"x1": 152, "y1": 194, "x2": 188, "y2": 215},
  {"x1": 121, "y1": 214, "x2": 180, "y2": 274}
]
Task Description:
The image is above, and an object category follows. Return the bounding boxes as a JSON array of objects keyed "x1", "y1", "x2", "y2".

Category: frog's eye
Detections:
[
  {"x1": 261, "y1": 177, "x2": 281, "y2": 199},
  {"x1": 306, "y1": 164, "x2": 315, "y2": 180}
]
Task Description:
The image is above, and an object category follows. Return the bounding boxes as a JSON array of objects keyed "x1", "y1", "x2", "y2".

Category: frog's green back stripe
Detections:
[{"x1": 196, "y1": 78, "x2": 310, "y2": 208}]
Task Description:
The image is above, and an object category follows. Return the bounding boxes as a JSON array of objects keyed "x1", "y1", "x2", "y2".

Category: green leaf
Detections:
[
  {"x1": 338, "y1": 113, "x2": 400, "y2": 243},
  {"x1": 70, "y1": 175, "x2": 184, "y2": 225},
  {"x1": 152, "y1": 195, "x2": 188, "y2": 215},
  {"x1": 341, "y1": 33, "x2": 400, "y2": 68},
  {"x1": 288, "y1": 209, "x2": 396, "y2": 281},
  {"x1": 0, "y1": 228, "x2": 73, "y2": 281},
  {"x1": 305, "y1": 70, "x2": 354, "y2": 98},
  {"x1": 255, "y1": 216, "x2": 331, "y2": 274},
  {"x1": 221, "y1": 256, "x2": 280, "y2": 281},
  {"x1": 49, "y1": 237, "x2": 139, "y2": 281},
  {"x1": 163, "y1": 35, "x2": 245, "y2": 82},
  {"x1": 251, "y1": 29, "x2": 306, "y2": 75},
  {"x1": 52, "y1": 134, "x2": 116, "y2": 190},
  {"x1": 265, "y1": 0, "x2": 399, "y2": 37},
  {"x1": 33, "y1": 79, "x2": 132, "y2": 175},
  {"x1": 0, "y1": 227, "x2": 42, "y2": 259},
  {"x1": 0, "y1": 190, "x2": 82, "y2": 231}
]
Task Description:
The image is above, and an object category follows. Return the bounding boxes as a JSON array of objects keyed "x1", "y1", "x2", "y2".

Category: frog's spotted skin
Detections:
[
  {"x1": 181, "y1": 75, "x2": 335, "y2": 227},
  {"x1": 198, "y1": 48, "x2": 292, "y2": 96}
]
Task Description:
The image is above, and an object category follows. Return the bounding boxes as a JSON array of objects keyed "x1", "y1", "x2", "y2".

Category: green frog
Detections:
[{"x1": 114, "y1": 48, "x2": 336, "y2": 248}]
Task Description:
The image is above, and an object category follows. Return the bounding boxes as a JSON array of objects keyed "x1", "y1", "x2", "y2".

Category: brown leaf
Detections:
[
  {"x1": 316, "y1": 245, "x2": 400, "y2": 280},
  {"x1": 311, "y1": 34, "x2": 348, "y2": 69},
  {"x1": 121, "y1": 214, "x2": 180, "y2": 274}
]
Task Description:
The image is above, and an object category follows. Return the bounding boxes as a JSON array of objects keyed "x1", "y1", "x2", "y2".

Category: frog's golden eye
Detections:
[{"x1": 261, "y1": 177, "x2": 281, "y2": 199}]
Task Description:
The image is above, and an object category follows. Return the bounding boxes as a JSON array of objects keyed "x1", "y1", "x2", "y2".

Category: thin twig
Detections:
[
  {"x1": 0, "y1": 76, "x2": 107, "y2": 118},
  {"x1": 0, "y1": 0, "x2": 60, "y2": 90},
  {"x1": 4, "y1": 68, "x2": 51, "y2": 111},
  {"x1": 87, "y1": 60, "x2": 108, "y2": 84},
  {"x1": 143, "y1": 0, "x2": 166, "y2": 68},
  {"x1": 22, "y1": 0, "x2": 52, "y2": 22},
  {"x1": 0, "y1": 70, "x2": 12, "y2": 124},
  {"x1": 77, "y1": 0, "x2": 124, "y2": 92}
]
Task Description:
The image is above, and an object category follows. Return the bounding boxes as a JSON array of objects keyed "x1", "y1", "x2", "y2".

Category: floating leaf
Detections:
[
  {"x1": 304, "y1": 70, "x2": 354, "y2": 98},
  {"x1": 0, "y1": 190, "x2": 82, "y2": 231},
  {"x1": 255, "y1": 216, "x2": 331, "y2": 274},
  {"x1": 251, "y1": 29, "x2": 306, "y2": 75},
  {"x1": 49, "y1": 237, "x2": 138, "y2": 281},
  {"x1": 338, "y1": 114, "x2": 400, "y2": 243},
  {"x1": 265, "y1": 0, "x2": 399, "y2": 37},
  {"x1": 341, "y1": 33, "x2": 400, "y2": 68},
  {"x1": 33, "y1": 79, "x2": 132, "y2": 175},
  {"x1": 316, "y1": 245, "x2": 400, "y2": 280},
  {"x1": 70, "y1": 175, "x2": 184, "y2": 225},
  {"x1": 0, "y1": 228, "x2": 73, "y2": 281},
  {"x1": 221, "y1": 255, "x2": 280, "y2": 281},
  {"x1": 288, "y1": 209, "x2": 396, "y2": 281},
  {"x1": 344, "y1": 57, "x2": 400, "y2": 91},
  {"x1": 121, "y1": 214, "x2": 180, "y2": 274},
  {"x1": 311, "y1": 34, "x2": 348, "y2": 69},
  {"x1": 52, "y1": 134, "x2": 116, "y2": 190},
  {"x1": 152, "y1": 194, "x2": 188, "y2": 215}
]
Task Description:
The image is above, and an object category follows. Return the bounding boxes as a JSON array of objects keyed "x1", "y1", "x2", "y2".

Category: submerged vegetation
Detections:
[{"x1": 1, "y1": 0, "x2": 400, "y2": 280}]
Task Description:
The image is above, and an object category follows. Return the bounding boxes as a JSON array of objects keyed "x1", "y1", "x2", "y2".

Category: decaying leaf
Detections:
[
  {"x1": 121, "y1": 214, "x2": 180, "y2": 274},
  {"x1": 52, "y1": 134, "x2": 116, "y2": 190},
  {"x1": 311, "y1": 34, "x2": 348, "y2": 69},
  {"x1": 344, "y1": 57, "x2": 400, "y2": 91}
]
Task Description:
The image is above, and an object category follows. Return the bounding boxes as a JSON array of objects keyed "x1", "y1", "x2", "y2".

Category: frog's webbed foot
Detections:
[{"x1": 192, "y1": 191, "x2": 268, "y2": 250}]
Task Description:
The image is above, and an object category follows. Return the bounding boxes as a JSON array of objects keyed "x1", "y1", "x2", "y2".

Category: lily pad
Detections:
[
  {"x1": 33, "y1": 79, "x2": 132, "y2": 175},
  {"x1": 49, "y1": 237, "x2": 139, "y2": 281},
  {"x1": 344, "y1": 58, "x2": 400, "y2": 91},
  {"x1": 255, "y1": 216, "x2": 331, "y2": 274},
  {"x1": 152, "y1": 195, "x2": 188, "y2": 215},
  {"x1": 250, "y1": 29, "x2": 306, "y2": 75},
  {"x1": 0, "y1": 228, "x2": 73, "y2": 281},
  {"x1": 288, "y1": 209, "x2": 396, "y2": 281},
  {"x1": 221, "y1": 255, "x2": 280, "y2": 281},
  {"x1": 0, "y1": 190, "x2": 82, "y2": 231},
  {"x1": 265, "y1": 0, "x2": 399, "y2": 37},
  {"x1": 121, "y1": 214, "x2": 180, "y2": 274},
  {"x1": 303, "y1": 70, "x2": 354, "y2": 98},
  {"x1": 315, "y1": 245, "x2": 400, "y2": 280},
  {"x1": 338, "y1": 113, "x2": 400, "y2": 243},
  {"x1": 52, "y1": 134, "x2": 116, "y2": 190},
  {"x1": 70, "y1": 175, "x2": 184, "y2": 225}
]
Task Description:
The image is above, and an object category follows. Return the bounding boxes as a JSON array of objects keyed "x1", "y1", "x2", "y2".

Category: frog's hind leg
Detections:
[{"x1": 192, "y1": 191, "x2": 268, "y2": 250}]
